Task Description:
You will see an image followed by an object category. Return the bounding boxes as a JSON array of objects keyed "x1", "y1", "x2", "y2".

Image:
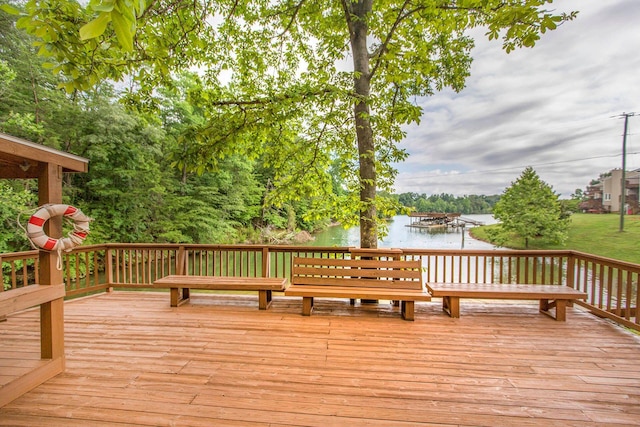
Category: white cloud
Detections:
[{"x1": 393, "y1": 0, "x2": 640, "y2": 198}]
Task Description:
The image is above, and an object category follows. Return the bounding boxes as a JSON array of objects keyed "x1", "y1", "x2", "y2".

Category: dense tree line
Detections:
[
  {"x1": 397, "y1": 193, "x2": 499, "y2": 215},
  {"x1": 0, "y1": 8, "x2": 333, "y2": 252}
]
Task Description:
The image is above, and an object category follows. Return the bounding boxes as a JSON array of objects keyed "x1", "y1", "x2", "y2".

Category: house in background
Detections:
[{"x1": 581, "y1": 169, "x2": 640, "y2": 213}]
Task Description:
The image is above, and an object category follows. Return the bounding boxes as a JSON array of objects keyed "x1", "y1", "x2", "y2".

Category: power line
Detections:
[{"x1": 401, "y1": 151, "x2": 640, "y2": 180}]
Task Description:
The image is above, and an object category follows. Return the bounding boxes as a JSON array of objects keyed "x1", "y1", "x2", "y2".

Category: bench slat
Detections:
[
  {"x1": 425, "y1": 282, "x2": 587, "y2": 321},
  {"x1": 153, "y1": 276, "x2": 288, "y2": 291},
  {"x1": 285, "y1": 285, "x2": 432, "y2": 301},
  {"x1": 294, "y1": 265, "x2": 421, "y2": 280},
  {"x1": 292, "y1": 257, "x2": 420, "y2": 270},
  {"x1": 293, "y1": 276, "x2": 421, "y2": 290}
]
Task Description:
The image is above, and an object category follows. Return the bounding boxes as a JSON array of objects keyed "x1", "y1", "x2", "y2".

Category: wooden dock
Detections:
[
  {"x1": 2, "y1": 291, "x2": 640, "y2": 426},
  {"x1": 407, "y1": 212, "x2": 484, "y2": 229}
]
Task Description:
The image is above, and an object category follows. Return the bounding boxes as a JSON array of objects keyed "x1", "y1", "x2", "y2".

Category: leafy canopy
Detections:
[{"x1": 5, "y1": 0, "x2": 577, "y2": 245}]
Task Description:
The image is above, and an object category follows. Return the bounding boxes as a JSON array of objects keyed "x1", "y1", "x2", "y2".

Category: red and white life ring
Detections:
[{"x1": 26, "y1": 204, "x2": 91, "y2": 252}]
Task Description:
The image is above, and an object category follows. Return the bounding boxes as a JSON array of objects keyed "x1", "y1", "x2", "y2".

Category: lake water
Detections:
[{"x1": 310, "y1": 214, "x2": 499, "y2": 250}]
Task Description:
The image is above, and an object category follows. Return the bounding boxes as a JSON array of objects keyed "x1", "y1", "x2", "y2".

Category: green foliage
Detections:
[
  {"x1": 0, "y1": 59, "x2": 17, "y2": 97},
  {"x1": 491, "y1": 167, "x2": 569, "y2": 248},
  {"x1": 8, "y1": 0, "x2": 576, "y2": 248},
  {"x1": 0, "y1": 17, "x2": 335, "y2": 251},
  {"x1": 0, "y1": 181, "x2": 36, "y2": 253}
]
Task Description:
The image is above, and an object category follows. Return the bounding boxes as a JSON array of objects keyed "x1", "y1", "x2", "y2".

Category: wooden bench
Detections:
[
  {"x1": 152, "y1": 275, "x2": 289, "y2": 310},
  {"x1": 285, "y1": 257, "x2": 431, "y2": 321},
  {"x1": 425, "y1": 283, "x2": 588, "y2": 321}
]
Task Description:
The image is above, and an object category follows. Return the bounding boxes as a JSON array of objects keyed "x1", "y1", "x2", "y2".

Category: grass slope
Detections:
[{"x1": 471, "y1": 213, "x2": 640, "y2": 264}]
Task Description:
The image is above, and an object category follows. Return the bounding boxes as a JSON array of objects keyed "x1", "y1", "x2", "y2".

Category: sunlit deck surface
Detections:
[{"x1": 1, "y1": 291, "x2": 640, "y2": 426}]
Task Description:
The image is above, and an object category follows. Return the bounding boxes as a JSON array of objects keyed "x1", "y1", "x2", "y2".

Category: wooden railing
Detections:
[
  {"x1": 570, "y1": 251, "x2": 640, "y2": 330},
  {"x1": 0, "y1": 250, "x2": 39, "y2": 291},
  {"x1": 1, "y1": 244, "x2": 638, "y2": 330}
]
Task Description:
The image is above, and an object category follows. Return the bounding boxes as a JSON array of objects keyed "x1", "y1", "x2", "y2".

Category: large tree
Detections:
[
  {"x1": 492, "y1": 166, "x2": 568, "y2": 248},
  {"x1": 6, "y1": 0, "x2": 576, "y2": 248}
]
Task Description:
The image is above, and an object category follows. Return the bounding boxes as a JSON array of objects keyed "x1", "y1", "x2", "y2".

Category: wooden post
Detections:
[
  {"x1": 176, "y1": 246, "x2": 187, "y2": 275},
  {"x1": 262, "y1": 247, "x2": 270, "y2": 278},
  {"x1": 38, "y1": 163, "x2": 65, "y2": 366},
  {"x1": 566, "y1": 253, "x2": 576, "y2": 289},
  {"x1": 105, "y1": 246, "x2": 114, "y2": 292},
  {"x1": 0, "y1": 255, "x2": 5, "y2": 322}
]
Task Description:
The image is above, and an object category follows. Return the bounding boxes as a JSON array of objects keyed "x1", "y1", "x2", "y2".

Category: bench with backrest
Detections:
[
  {"x1": 425, "y1": 282, "x2": 588, "y2": 321},
  {"x1": 285, "y1": 255, "x2": 431, "y2": 320},
  {"x1": 152, "y1": 275, "x2": 289, "y2": 310}
]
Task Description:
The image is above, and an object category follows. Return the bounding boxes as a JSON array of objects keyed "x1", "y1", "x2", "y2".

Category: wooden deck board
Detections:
[{"x1": 1, "y1": 291, "x2": 640, "y2": 426}]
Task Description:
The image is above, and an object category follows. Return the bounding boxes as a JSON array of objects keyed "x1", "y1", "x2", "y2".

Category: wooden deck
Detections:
[{"x1": 1, "y1": 291, "x2": 640, "y2": 426}]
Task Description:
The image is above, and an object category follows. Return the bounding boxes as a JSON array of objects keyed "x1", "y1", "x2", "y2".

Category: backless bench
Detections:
[
  {"x1": 425, "y1": 282, "x2": 588, "y2": 321},
  {"x1": 153, "y1": 275, "x2": 289, "y2": 309}
]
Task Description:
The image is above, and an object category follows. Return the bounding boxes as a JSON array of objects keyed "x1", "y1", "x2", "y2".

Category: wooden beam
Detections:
[
  {"x1": 0, "y1": 358, "x2": 64, "y2": 407},
  {"x1": 0, "y1": 164, "x2": 40, "y2": 179},
  {"x1": 0, "y1": 132, "x2": 88, "y2": 174},
  {"x1": 0, "y1": 284, "x2": 65, "y2": 317},
  {"x1": 38, "y1": 163, "x2": 65, "y2": 364}
]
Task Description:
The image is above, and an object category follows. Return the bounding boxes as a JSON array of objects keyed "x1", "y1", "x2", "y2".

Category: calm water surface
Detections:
[{"x1": 310, "y1": 214, "x2": 499, "y2": 250}]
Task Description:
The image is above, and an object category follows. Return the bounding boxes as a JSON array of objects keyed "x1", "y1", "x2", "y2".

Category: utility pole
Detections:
[{"x1": 617, "y1": 112, "x2": 636, "y2": 232}]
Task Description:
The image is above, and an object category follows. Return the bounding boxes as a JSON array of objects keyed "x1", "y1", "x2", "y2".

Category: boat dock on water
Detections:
[{"x1": 406, "y1": 212, "x2": 485, "y2": 229}]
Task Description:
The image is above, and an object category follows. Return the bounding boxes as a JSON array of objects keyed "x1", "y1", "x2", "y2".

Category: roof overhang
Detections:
[{"x1": 0, "y1": 132, "x2": 89, "y2": 179}]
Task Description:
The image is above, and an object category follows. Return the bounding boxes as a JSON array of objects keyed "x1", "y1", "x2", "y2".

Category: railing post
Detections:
[
  {"x1": 566, "y1": 252, "x2": 576, "y2": 289},
  {"x1": 105, "y1": 247, "x2": 113, "y2": 292},
  {"x1": 176, "y1": 246, "x2": 187, "y2": 275},
  {"x1": 262, "y1": 247, "x2": 270, "y2": 278},
  {"x1": 0, "y1": 255, "x2": 4, "y2": 322},
  {"x1": 38, "y1": 163, "x2": 65, "y2": 367}
]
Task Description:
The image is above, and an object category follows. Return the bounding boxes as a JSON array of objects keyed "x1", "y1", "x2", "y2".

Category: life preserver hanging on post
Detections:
[{"x1": 26, "y1": 204, "x2": 92, "y2": 252}]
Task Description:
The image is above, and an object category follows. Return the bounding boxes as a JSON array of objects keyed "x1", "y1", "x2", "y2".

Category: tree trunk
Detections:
[{"x1": 347, "y1": 0, "x2": 377, "y2": 249}]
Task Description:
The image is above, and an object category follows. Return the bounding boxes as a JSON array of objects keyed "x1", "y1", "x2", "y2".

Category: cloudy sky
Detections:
[{"x1": 393, "y1": 0, "x2": 640, "y2": 199}]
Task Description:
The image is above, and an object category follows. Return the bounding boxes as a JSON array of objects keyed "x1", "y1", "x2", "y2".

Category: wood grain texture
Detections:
[
  {"x1": 288, "y1": 257, "x2": 428, "y2": 320},
  {"x1": 426, "y1": 283, "x2": 588, "y2": 299},
  {"x1": 153, "y1": 276, "x2": 288, "y2": 309},
  {"x1": 427, "y1": 283, "x2": 588, "y2": 321},
  {"x1": 1, "y1": 291, "x2": 639, "y2": 426}
]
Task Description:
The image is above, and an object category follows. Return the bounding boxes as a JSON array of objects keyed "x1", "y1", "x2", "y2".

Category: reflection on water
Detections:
[{"x1": 309, "y1": 214, "x2": 499, "y2": 250}]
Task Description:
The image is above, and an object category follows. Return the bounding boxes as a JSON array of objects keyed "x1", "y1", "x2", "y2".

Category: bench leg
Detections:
[
  {"x1": 170, "y1": 288, "x2": 190, "y2": 307},
  {"x1": 442, "y1": 296, "x2": 460, "y2": 318},
  {"x1": 400, "y1": 301, "x2": 415, "y2": 321},
  {"x1": 302, "y1": 297, "x2": 314, "y2": 316},
  {"x1": 555, "y1": 300, "x2": 567, "y2": 321},
  {"x1": 540, "y1": 299, "x2": 567, "y2": 321},
  {"x1": 258, "y1": 290, "x2": 273, "y2": 310}
]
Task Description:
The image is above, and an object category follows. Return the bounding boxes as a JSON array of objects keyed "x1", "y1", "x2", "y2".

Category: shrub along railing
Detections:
[{"x1": 1, "y1": 244, "x2": 637, "y2": 330}]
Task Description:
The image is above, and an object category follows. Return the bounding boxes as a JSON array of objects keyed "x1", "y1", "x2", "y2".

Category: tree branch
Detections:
[
  {"x1": 274, "y1": 0, "x2": 307, "y2": 38},
  {"x1": 369, "y1": 0, "x2": 415, "y2": 79},
  {"x1": 340, "y1": 0, "x2": 355, "y2": 36},
  {"x1": 207, "y1": 87, "x2": 347, "y2": 108}
]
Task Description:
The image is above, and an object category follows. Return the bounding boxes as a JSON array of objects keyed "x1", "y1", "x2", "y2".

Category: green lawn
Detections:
[{"x1": 471, "y1": 213, "x2": 640, "y2": 264}]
